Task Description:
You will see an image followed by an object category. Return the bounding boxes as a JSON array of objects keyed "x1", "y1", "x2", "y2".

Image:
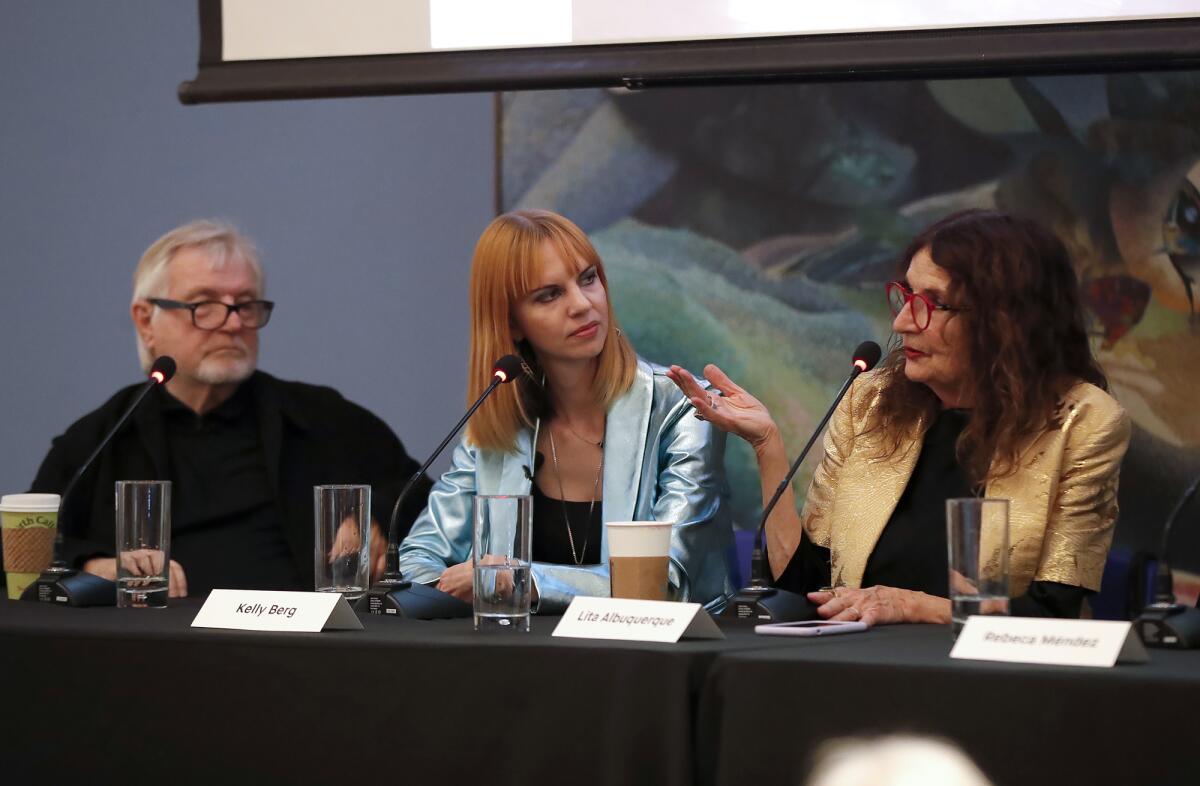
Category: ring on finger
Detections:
[{"x1": 708, "y1": 392, "x2": 720, "y2": 410}]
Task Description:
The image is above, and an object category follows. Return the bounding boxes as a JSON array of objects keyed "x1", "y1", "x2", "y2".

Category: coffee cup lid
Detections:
[
  {"x1": 0, "y1": 493, "x2": 62, "y2": 512},
  {"x1": 607, "y1": 521, "x2": 672, "y2": 557}
]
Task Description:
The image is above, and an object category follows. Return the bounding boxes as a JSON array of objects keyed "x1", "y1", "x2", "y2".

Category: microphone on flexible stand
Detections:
[
  {"x1": 722, "y1": 341, "x2": 883, "y2": 623},
  {"x1": 21, "y1": 356, "x2": 177, "y2": 606},
  {"x1": 1134, "y1": 472, "x2": 1200, "y2": 648},
  {"x1": 355, "y1": 354, "x2": 525, "y2": 619}
]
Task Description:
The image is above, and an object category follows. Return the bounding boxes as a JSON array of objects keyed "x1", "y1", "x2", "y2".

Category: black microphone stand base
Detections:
[
  {"x1": 19, "y1": 568, "x2": 116, "y2": 607},
  {"x1": 1135, "y1": 604, "x2": 1200, "y2": 649},
  {"x1": 720, "y1": 584, "x2": 820, "y2": 624},
  {"x1": 354, "y1": 578, "x2": 472, "y2": 620}
]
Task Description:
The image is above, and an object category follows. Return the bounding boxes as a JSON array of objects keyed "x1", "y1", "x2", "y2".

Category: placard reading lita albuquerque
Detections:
[
  {"x1": 951, "y1": 616, "x2": 1147, "y2": 668},
  {"x1": 192, "y1": 589, "x2": 363, "y2": 632},
  {"x1": 552, "y1": 597, "x2": 724, "y2": 643}
]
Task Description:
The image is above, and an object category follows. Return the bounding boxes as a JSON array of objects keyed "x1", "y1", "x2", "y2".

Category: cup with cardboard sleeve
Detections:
[
  {"x1": 607, "y1": 521, "x2": 673, "y2": 601},
  {"x1": 1, "y1": 493, "x2": 61, "y2": 600},
  {"x1": 115, "y1": 481, "x2": 172, "y2": 608},
  {"x1": 946, "y1": 497, "x2": 1010, "y2": 637},
  {"x1": 472, "y1": 494, "x2": 532, "y2": 632},
  {"x1": 314, "y1": 484, "x2": 371, "y2": 601}
]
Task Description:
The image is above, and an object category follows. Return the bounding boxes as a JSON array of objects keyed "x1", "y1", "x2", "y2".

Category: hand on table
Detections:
[
  {"x1": 807, "y1": 585, "x2": 951, "y2": 626},
  {"x1": 329, "y1": 517, "x2": 389, "y2": 582},
  {"x1": 436, "y1": 560, "x2": 474, "y2": 601},
  {"x1": 84, "y1": 555, "x2": 188, "y2": 598},
  {"x1": 666, "y1": 364, "x2": 779, "y2": 452},
  {"x1": 370, "y1": 521, "x2": 386, "y2": 581}
]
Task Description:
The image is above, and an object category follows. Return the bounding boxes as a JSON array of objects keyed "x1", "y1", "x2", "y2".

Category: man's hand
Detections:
[
  {"x1": 84, "y1": 555, "x2": 189, "y2": 598},
  {"x1": 370, "y1": 521, "x2": 386, "y2": 581},
  {"x1": 329, "y1": 517, "x2": 388, "y2": 583}
]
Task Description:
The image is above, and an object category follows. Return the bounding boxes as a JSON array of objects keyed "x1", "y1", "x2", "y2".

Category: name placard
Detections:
[
  {"x1": 552, "y1": 596, "x2": 724, "y2": 643},
  {"x1": 951, "y1": 616, "x2": 1147, "y2": 668},
  {"x1": 191, "y1": 589, "x2": 363, "y2": 632}
]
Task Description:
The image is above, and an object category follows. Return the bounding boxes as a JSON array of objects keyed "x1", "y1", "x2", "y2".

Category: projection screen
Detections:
[{"x1": 180, "y1": 0, "x2": 1200, "y2": 103}]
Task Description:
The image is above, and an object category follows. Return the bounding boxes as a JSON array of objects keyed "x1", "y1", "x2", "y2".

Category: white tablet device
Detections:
[{"x1": 754, "y1": 620, "x2": 868, "y2": 637}]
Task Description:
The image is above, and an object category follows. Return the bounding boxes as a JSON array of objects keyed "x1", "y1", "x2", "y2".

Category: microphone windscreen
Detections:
[
  {"x1": 852, "y1": 341, "x2": 883, "y2": 372},
  {"x1": 492, "y1": 355, "x2": 525, "y2": 383},
  {"x1": 149, "y1": 356, "x2": 177, "y2": 383}
]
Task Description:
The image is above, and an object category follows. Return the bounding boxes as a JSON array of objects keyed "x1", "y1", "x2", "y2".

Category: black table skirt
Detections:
[
  {"x1": 0, "y1": 599, "x2": 793, "y2": 786},
  {"x1": 698, "y1": 624, "x2": 1200, "y2": 786},
  {"x1": 5, "y1": 602, "x2": 1199, "y2": 786}
]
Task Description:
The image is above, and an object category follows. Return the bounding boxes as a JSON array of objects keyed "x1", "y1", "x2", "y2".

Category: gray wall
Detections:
[{"x1": 0, "y1": 2, "x2": 494, "y2": 493}]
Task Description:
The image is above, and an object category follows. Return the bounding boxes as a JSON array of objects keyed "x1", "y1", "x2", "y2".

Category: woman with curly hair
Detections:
[{"x1": 670, "y1": 209, "x2": 1131, "y2": 625}]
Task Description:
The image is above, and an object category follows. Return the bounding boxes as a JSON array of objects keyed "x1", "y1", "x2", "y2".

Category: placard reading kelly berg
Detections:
[{"x1": 191, "y1": 589, "x2": 362, "y2": 632}]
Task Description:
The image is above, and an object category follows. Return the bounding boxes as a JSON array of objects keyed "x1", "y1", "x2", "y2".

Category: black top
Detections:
[
  {"x1": 531, "y1": 480, "x2": 603, "y2": 565},
  {"x1": 160, "y1": 385, "x2": 302, "y2": 594},
  {"x1": 860, "y1": 408, "x2": 971, "y2": 595},
  {"x1": 774, "y1": 408, "x2": 1087, "y2": 618},
  {"x1": 26, "y1": 371, "x2": 430, "y2": 595}
]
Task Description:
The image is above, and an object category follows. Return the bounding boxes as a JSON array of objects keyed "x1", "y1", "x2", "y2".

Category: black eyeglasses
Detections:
[{"x1": 148, "y1": 298, "x2": 275, "y2": 330}]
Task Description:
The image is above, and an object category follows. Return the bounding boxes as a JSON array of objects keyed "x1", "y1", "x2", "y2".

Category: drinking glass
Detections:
[
  {"x1": 472, "y1": 495, "x2": 532, "y2": 632},
  {"x1": 115, "y1": 481, "x2": 172, "y2": 608},
  {"x1": 314, "y1": 484, "x2": 371, "y2": 600},
  {"x1": 946, "y1": 497, "x2": 1010, "y2": 637}
]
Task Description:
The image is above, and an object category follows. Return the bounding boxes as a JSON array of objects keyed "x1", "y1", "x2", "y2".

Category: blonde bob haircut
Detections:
[{"x1": 465, "y1": 209, "x2": 637, "y2": 453}]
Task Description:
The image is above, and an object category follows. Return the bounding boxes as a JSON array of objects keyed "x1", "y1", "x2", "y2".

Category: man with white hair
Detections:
[{"x1": 29, "y1": 220, "x2": 428, "y2": 597}]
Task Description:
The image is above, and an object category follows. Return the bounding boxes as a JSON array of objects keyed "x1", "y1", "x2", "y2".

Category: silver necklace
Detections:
[
  {"x1": 547, "y1": 426, "x2": 603, "y2": 566},
  {"x1": 558, "y1": 417, "x2": 604, "y2": 447}
]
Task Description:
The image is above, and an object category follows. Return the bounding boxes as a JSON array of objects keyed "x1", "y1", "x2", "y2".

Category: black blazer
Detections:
[{"x1": 28, "y1": 371, "x2": 430, "y2": 588}]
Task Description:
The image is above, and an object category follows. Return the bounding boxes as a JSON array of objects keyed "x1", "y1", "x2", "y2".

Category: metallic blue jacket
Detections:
[{"x1": 397, "y1": 360, "x2": 733, "y2": 613}]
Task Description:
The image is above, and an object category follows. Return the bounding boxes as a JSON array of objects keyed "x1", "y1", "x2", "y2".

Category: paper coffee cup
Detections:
[
  {"x1": 1, "y1": 493, "x2": 61, "y2": 600},
  {"x1": 607, "y1": 521, "x2": 672, "y2": 601}
]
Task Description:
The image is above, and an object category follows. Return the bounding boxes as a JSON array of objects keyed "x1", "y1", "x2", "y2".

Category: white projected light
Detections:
[
  {"x1": 430, "y1": 0, "x2": 571, "y2": 50},
  {"x1": 187, "y1": 0, "x2": 1200, "y2": 104},
  {"x1": 220, "y1": 0, "x2": 1199, "y2": 60}
]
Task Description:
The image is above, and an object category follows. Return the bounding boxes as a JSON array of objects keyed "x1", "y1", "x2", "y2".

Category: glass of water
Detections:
[
  {"x1": 115, "y1": 480, "x2": 172, "y2": 608},
  {"x1": 946, "y1": 497, "x2": 1010, "y2": 637},
  {"x1": 472, "y1": 494, "x2": 532, "y2": 632},
  {"x1": 314, "y1": 484, "x2": 371, "y2": 600}
]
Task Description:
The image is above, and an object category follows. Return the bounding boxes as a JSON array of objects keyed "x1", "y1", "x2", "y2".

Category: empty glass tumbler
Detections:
[{"x1": 314, "y1": 484, "x2": 371, "y2": 600}]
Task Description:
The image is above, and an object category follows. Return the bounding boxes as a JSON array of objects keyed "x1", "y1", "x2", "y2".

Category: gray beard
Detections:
[{"x1": 193, "y1": 355, "x2": 256, "y2": 386}]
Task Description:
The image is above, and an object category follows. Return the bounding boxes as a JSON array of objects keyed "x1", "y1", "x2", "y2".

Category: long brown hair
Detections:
[
  {"x1": 464, "y1": 209, "x2": 637, "y2": 453},
  {"x1": 869, "y1": 209, "x2": 1107, "y2": 484}
]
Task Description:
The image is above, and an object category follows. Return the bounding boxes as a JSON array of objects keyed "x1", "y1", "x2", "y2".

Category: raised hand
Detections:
[{"x1": 666, "y1": 364, "x2": 779, "y2": 452}]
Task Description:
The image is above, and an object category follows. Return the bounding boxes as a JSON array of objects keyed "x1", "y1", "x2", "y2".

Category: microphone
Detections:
[
  {"x1": 355, "y1": 354, "x2": 524, "y2": 619},
  {"x1": 1135, "y1": 472, "x2": 1200, "y2": 648},
  {"x1": 21, "y1": 356, "x2": 177, "y2": 606},
  {"x1": 722, "y1": 341, "x2": 882, "y2": 623}
]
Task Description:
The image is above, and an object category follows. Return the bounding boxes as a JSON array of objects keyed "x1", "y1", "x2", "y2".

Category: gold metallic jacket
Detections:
[{"x1": 800, "y1": 373, "x2": 1131, "y2": 595}]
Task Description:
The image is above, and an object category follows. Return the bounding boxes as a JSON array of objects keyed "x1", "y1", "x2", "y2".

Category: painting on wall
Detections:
[{"x1": 498, "y1": 72, "x2": 1200, "y2": 589}]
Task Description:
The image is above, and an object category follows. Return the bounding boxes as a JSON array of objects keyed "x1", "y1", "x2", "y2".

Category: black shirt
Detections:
[
  {"x1": 860, "y1": 408, "x2": 971, "y2": 596},
  {"x1": 28, "y1": 370, "x2": 429, "y2": 595},
  {"x1": 531, "y1": 465, "x2": 603, "y2": 566},
  {"x1": 160, "y1": 385, "x2": 303, "y2": 594},
  {"x1": 774, "y1": 408, "x2": 1087, "y2": 618}
]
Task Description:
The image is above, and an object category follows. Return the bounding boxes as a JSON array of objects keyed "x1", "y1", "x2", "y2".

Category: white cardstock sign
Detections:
[
  {"x1": 191, "y1": 589, "x2": 363, "y2": 632},
  {"x1": 552, "y1": 596, "x2": 724, "y2": 643},
  {"x1": 951, "y1": 616, "x2": 1147, "y2": 668}
]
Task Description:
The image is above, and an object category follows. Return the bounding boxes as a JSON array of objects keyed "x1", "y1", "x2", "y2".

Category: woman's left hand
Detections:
[{"x1": 807, "y1": 585, "x2": 951, "y2": 626}]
